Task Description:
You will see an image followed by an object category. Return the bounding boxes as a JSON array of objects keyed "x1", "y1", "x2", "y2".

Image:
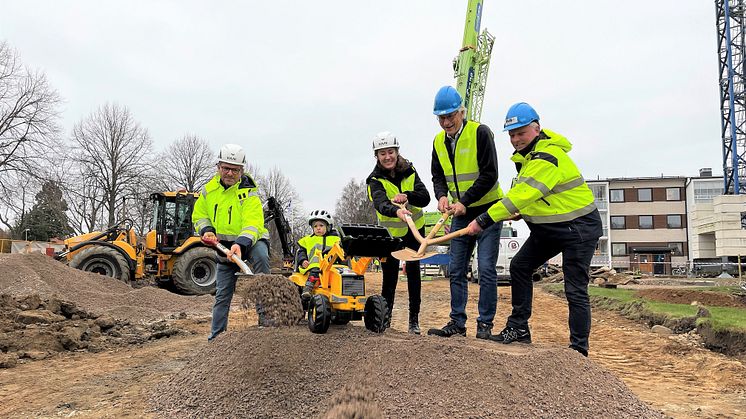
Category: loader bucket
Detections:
[{"x1": 337, "y1": 224, "x2": 402, "y2": 258}]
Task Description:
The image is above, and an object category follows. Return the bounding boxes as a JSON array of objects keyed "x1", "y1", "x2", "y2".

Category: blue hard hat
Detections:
[
  {"x1": 433, "y1": 86, "x2": 463, "y2": 115},
  {"x1": 503, "y1": 102, "x2": 540, "y2": 131}
]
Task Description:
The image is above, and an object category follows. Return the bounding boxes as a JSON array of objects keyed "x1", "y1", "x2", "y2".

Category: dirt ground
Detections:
[
  {"x1": 1, "y1": 257, "x2": 745, "y2": 418},
  {"x1": 634, "y1": 288, "x2": 746, "y2": 309}
]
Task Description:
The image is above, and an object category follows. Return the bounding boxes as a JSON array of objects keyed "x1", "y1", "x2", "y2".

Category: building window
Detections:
[
  {"x1": 612, "y1": 243, "x2": 627, "y2": 256},
  {"x1": 639, "y1": 215, "x2": 653, "y2": 229},
  {"x1": 666, "y1": 188, "x2": 681, "y2": 201},
  {"x1": 667, "y1": 215, "x2": 682, "y2": 228},
  {"x1": 610, "y1": 216, "x2": 626, "y2": 229},
  {"x1": 668, "y1": 242, "x2": 684, "y2": 256},
  {"x1": 637, "y1": 188, "x2": 652, "y2": 202},
  {"x1": 610, "y1": 189, "x2": 624, "y2": 202}
]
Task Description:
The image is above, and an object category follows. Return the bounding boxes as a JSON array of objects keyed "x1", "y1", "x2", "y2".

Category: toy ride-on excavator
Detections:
[{"x1": 288, "y1": 223, "x2": 401, "y2": 334}]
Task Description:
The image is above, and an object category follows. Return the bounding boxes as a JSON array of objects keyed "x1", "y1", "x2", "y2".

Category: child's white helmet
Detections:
[{"x1": 308, "y1": 209, "x2": 334, "y2": 229}]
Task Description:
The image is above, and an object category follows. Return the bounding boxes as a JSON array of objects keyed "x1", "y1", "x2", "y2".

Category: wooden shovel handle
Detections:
[
  {"x1": 426, "y1": 227, "x2": 470, "y2": 246},
  {"x1": 392, "y1": 201, "x2": 426, "y2": 244},
  {"x1": 416, "y1": 211, "x2": 452, "y2": 254}
]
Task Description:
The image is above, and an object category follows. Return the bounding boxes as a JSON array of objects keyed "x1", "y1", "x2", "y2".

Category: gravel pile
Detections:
[{"x1": 150, "y1": 326, "x2": 664, "y2": 418}]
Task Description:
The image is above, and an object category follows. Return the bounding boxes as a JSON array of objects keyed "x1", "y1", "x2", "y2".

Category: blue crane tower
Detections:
[{"x1": 715, "y1": 0, "x2": 746, "y2": 194}]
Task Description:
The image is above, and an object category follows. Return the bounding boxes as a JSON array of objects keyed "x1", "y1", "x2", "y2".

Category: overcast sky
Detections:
[{"x1": 0, "y1": 1, "x2": 721, "y2": 233}]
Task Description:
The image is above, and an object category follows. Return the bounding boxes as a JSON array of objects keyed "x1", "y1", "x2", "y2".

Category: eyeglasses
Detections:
[
  {"x1": 437, "y1": 111, "x2": 460, "y2": 122},
  {"x1": 218, "y1": 165, "x2": 242, "y2": 174}
]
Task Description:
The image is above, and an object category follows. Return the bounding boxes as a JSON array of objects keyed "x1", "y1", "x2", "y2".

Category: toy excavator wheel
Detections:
[
  {"x1": 364, "y1": 295, "x2": 388, "y2": 333},
  {"x1": 308, "y1": 294, "x2": 331, "y2": 334},
  {"x1": 171, "y1": 247, "x2": 217, "y2": 295},
  {"x1": 70, "y1": 246, "x2": 131, "y2": 285}
]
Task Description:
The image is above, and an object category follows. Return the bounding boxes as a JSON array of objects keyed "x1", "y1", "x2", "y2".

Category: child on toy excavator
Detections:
[{"x1": 297, "y1": 209, "x2": 340, "y2": 300}]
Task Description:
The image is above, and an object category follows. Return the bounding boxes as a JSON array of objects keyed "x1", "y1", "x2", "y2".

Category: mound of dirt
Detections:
[
  {"x1": 150, "y1": 326, "x2": 663, "y2": 418},
  {"x1": 0, "y1": 253, "x2": 213, "y2": 319},
  {"x1": 0, "y1": 293, "x2": 188, "y2": 368},
  {"x1": 321, "y1": 384, "x2": 384, "y2": 419},
  {"x1": 635, "y1": 288, "x2": 746, "y2": 308},
  {"x1": 237, "y1": 274, "x2": 304, "y2": 326},
  {"x1": 0, "y1": 253, "x2": 215, "y2": 367}
]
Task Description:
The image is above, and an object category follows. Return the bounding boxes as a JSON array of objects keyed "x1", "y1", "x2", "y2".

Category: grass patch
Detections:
[
  {"x1": 542, "y1": 284, "x2": 746, "y2": 333},
  {"x1": 705, "y1": 307, "x2": 746, "y2": 331},
  {"x1": 645, "y1": 301, "x2": 697, "y2": 318}
]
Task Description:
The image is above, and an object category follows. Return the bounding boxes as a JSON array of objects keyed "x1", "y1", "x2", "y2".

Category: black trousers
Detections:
[
  {"x1": 381, "y1": 228, "x2": 423, "y2": 318},
  {"x1": 507, "y1": 232, "x2": 598, "y2": 352}
]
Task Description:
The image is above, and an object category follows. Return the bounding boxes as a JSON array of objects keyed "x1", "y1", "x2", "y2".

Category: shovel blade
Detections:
[{"x1": 391, "y1": 248, "x2": 436, "y2": 262}]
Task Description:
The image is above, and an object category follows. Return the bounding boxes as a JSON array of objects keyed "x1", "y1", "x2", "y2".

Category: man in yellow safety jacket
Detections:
[
  {"x1": 466, "y1": 102, "x2": 603, "y2": 357},
  {"x1": 427, "y1": 86, "x2": 504, "y2": 340},
  {"x1": 193, "y1": 143, "x2": 271, "y2": 341}
]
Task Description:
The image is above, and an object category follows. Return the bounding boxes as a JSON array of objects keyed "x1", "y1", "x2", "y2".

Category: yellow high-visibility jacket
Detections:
[
  {"x1": 192, "y1": 174, "x2": 269, "y2": 248},
  {"x1": 433, "y1": 120, "x2": 504, "y2": 207},
  {"x1": 487, "y1": 129, "x2": 597, "y2": 224},
  {"x1": 297, "y1": 233, "x2": 341, "y2": 274}
]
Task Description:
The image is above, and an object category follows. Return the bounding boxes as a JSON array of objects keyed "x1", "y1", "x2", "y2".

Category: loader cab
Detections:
[{"x1": 150, "y1": 192, "x2": 198, "y2": 253}]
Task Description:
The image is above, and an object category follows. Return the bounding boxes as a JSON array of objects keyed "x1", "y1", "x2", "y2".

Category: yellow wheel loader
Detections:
[
  {"x1": 288, "y1": 224, "x2": 401, "y2": 334},
  {"x1": 58, "y1": 192, "x2": 216, "y2": 295},
  {"x1": 59, "y1": 192, "x2": 296, "y2": 295}
]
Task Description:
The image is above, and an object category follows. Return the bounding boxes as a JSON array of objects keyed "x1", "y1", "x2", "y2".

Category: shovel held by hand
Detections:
[
  {"x1": 203, "y1": 237, "x2": 253, "y2": 276},
  {"x1": 390, "y1": 202, "x2": 452, "y2": 262}
]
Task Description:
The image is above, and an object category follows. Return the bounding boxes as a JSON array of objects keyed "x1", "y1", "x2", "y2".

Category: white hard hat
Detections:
[
  {"x1": 372, "y1": 131, "x2": 400, "y2": 152},
  {"x1": 217, "y1": 144, "x2": 246, "y2": 166},
  {"x1": 308, "y1": 209, "x2": 334, "y2": 230}
]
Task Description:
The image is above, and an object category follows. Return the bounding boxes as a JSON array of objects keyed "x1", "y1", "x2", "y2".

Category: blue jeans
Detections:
[
  {"x1": 448, "y1": 215, "x2": 502, "y2": 328},
  {"x1": 209, "y1": 240, "x2": 270, "y2": 340}
]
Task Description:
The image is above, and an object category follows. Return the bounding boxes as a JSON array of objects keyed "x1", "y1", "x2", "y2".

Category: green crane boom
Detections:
[{"x1": 453, "y1": 0, "x2": 495, "y2": 123}]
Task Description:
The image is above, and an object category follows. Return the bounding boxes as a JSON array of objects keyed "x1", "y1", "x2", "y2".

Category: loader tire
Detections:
[
  {"x1": 70, "y1": 246, "x2": 131, "y2": 285},
  {"x1": 308, "y1": 294, "x2": 331, "y2": 334},
  {"x1": 364, "y1": 295, "x2": 388, "y2": 333},
  {"x1": 172, "y1": 247, "x2": 217, "y2": 295}
]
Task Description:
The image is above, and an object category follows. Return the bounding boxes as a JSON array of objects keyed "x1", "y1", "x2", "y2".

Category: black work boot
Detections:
[
  {"x1": 489, "y1": 326, "x2": 531, "y2": 344},
  {"x1": 475, "y1": 321, "x2": 492, "y2": 340},
  {"x1": 427, "y1": 320, "x2": 466, "y2": 337},
  {"x1": 408, "y1": 312, "x2": 420, "y2": 335},
  {"x1": 301, "y1": 275, "x2": 318, "y2": 301},
  {"x1": 301, "y1": 280, "x2": 313, "y2": 301},
  {"x1": 568, "y1": 345, "x2": 588, "y2": 357}
]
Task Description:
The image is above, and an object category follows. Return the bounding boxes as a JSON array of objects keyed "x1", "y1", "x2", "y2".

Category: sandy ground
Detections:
[{"x1": 1, "y1": 271, "x2": 745, "y2": 418}]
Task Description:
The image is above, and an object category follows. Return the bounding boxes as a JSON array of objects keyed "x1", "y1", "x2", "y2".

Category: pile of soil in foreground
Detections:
[
  {"x1": 0, "y1": 253, "x2": 213, "y2": 320},
  {"x1": 150, "y1": 327, "x2": 663, "y2": 418}
]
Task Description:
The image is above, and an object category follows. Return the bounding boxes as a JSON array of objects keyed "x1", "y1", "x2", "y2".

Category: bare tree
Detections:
[
  {"x1": 0, "y1": 173, "x2": 38, "y2": 237},
  {"x1": 254, "y1": 166, "x2": 303, "y2": 263},
  {"x1": 0, "y1": 41, "x2": 61, "y2": 180},
  {"x1": 71, "y1": 103, "x2": 153, "y2": 227},
  {"x1": 334, "y1": 178, "x2": 377, "y2": 225},
  {"x1": 159, "y1": 134, "x2": 214, "y2": 192}
]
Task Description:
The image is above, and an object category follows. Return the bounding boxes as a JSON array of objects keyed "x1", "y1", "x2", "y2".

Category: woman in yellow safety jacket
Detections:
[{"x1": 365, "y1": 131, "x2": 430, "y2": 334}]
